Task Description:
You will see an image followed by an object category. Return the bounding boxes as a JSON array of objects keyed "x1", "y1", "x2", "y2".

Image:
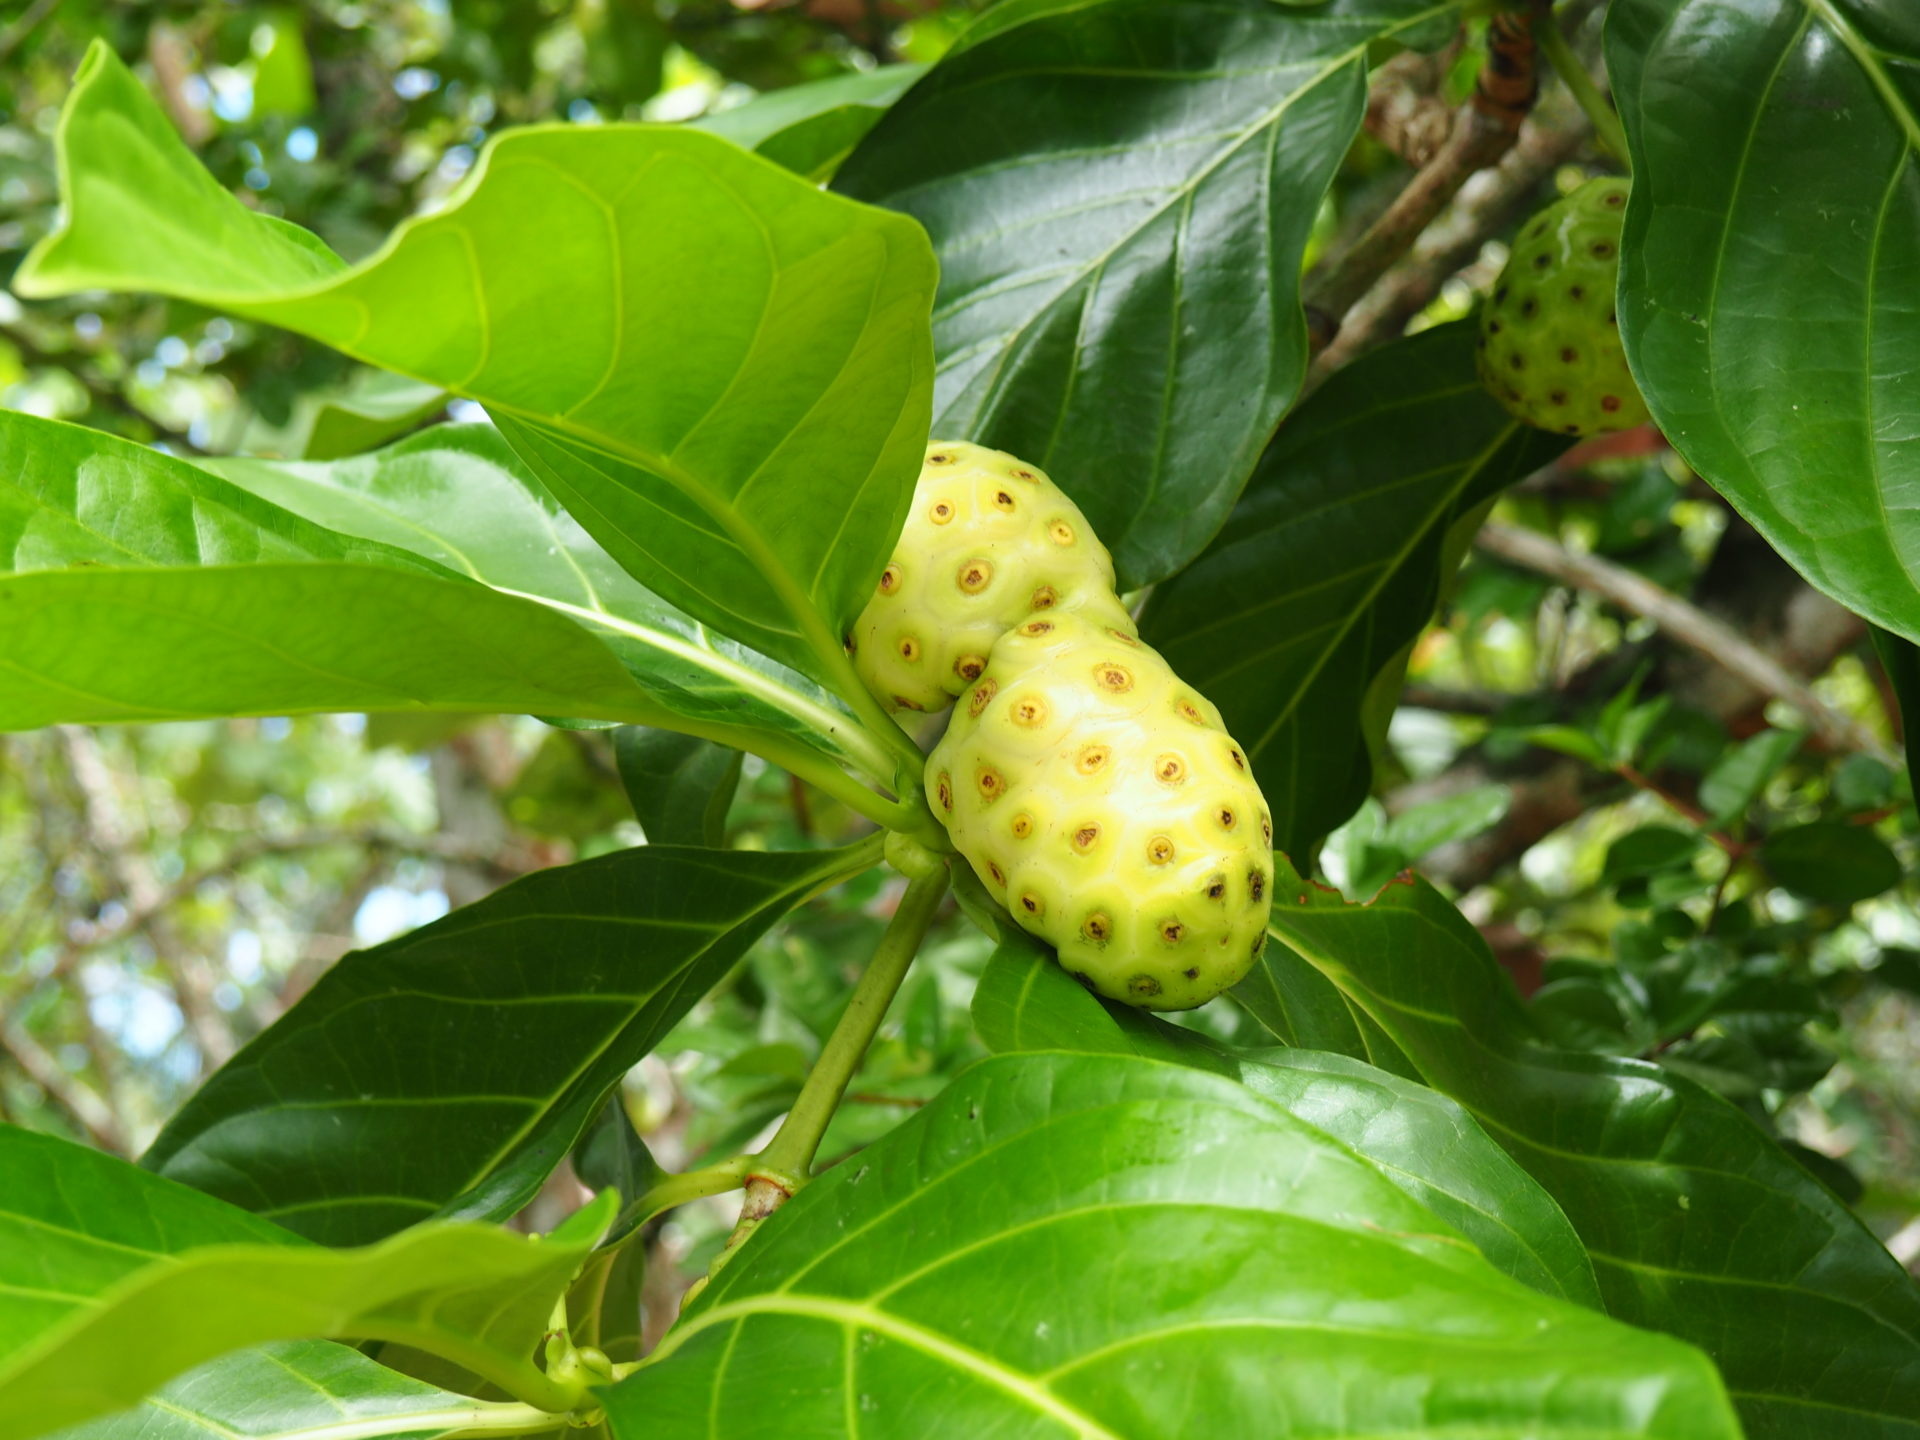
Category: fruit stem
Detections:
[
  {"x1": 746, "y1": 862, "x2": 950, "y2": 1195},
  {"x1": 1538, "y1": 6, "x2": 1630, "y2": 168},
  {"x1": 626, "y1": 1154, "x2": 757, "y2": 1228}
]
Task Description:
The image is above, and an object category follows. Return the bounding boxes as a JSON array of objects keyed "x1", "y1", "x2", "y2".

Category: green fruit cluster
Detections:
[
  {"x1": 929, "y1": 613, "x2": 1273, "y2": 1010},
  {"x1": 850, "y1": 442, "x2": 1131, "y2": 715},
  {"x1": 1478, "y1": 176, "x2": 1650, "y2": 437}
]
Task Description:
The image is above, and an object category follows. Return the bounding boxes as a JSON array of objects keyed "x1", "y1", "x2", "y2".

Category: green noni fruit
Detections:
[
  {"x1": 850, "y1": 441, "x2": 1133, "y2": 714},
  {"x1": 1478, "y1": 176, "x2": 1650, "y2": 436},
  {"x1": 927, "y1": 611, "x2": 1274, "y2": 1010}
]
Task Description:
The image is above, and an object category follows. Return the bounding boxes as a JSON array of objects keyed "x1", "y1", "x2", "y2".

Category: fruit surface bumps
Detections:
[
  {"x1": 1478, "y1": 176, "x2": 1650, "y2": 436},
  {"x1": 928, "y1": 611, "x2": 1274, "y2": 1010},
  {"x1": 851, "y1": 440, "x2": 1133, "y2": 714}
]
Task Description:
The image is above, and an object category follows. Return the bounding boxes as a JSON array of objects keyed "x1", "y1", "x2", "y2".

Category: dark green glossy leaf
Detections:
[
  {"x1": 837, "y1": 0, "x2": 1471, "y2": 589},
  {"x1": 612, "y1": 727, "x2": 743, "y2": 847},
  {"x1": 209, "y1": 426, "x2": 887, "y2": 782},
  {"x1": 0, "y1": 412, "x2": 658, "y2": 731},
  {"x1": 1873, "y1": 625, "x2": 1920, "y2": 781},
  {"x1": 610, "y1": 1052, "x2": 1735, "y2": 1438},
  {"x1": 45, "y1": 1341, "x2": 511, "y2": 1440},
  {"x1": 143, "y1": 838, "x2": 880, "y2": 1244},
  {"x1": 1610, "y1": 0, "x2": 1920, "y2": 640},
  {"x1": 1762, "y1": 819, "x2": 1903, "y2": 904},
  {"x1": 0, "y1": 1126, "x2": 609, "y2": 1439},
  {"x1": 19, "y1": 41, "x2": 936, "y2": 699},
  {"x1": 973, "y1": 943, "x2": 1602, "y2": 1308},
  {"x1": 691, "y1": 65, "x2": 927, "y2": 181},
  {"x1": 1263, "y1": 859, "x2": 1920, "y2": 1435},
  {"x1": 1143, "y1": 323, "x2": 1567, "y2": 855}
]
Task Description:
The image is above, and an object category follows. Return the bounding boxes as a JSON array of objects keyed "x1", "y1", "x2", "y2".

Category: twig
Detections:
[
  {"x1": 55, "y1": 726, "x2": 236, "y2": 1068},
  {"x1": 0, "y1": 1018, "x2": 127, "y2": 1153},
  {"x1": 1305, "y1": 7, "x2": 1540, "y2": 336},
  {"x1": 1364, "y1": 47, "x2": 1457, "y2": 168},
  {"x1": 1309, "y1": 105, "x2": 1590, "y2": 383},
  {"x1": 1475, "y1": 524, "x2": 1896, "y2": 762},
  {"x1": 0, "y1": 0, "x2": 64, "y2": 66}
]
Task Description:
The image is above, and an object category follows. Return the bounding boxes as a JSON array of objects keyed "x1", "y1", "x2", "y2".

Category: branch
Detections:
[
  {"x1": 1309, "y1": 104, "x2": 1590, "y2": 383},
  {"x1": 0, "y1": 1018, "x2": 127, "y2": 1154},
  {"x1": 1304, "y1": 7, "x2": 1540, "y2": 337},
  {"x1": 1474, "y1": 523, "x2": 1896, "y2": 762}
]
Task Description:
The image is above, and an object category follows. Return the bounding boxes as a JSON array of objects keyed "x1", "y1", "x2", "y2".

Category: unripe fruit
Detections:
[
  {"x1": 928, "y1": 612, "x2": 1273, "y2": 1010},
  {"x1": 851, "y1": 441, "x2": 1134, "y2": 714},
  {"x1": 1478, "y1": 176, "x2": 1650, "y2": 436}
]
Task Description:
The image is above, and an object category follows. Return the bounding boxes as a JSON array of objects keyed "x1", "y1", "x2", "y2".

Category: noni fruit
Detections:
[
  {"x1": 927, "y1": 611, "x2": 1273, "y2": 1010},
  {"x1": 850, "y1": 440, "x2": 1135, "y2": 714},
  {"x1": 1478, "y1": 176, "x2": 1650, "y2": 436}
]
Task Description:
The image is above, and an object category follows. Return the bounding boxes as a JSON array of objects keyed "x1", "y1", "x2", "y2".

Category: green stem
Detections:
[
  {"x1": 629, "y1": 1154, "x2": 756, "y2": 1227},
  {"x1": 755, "y1": 864, "x2": 950, "y2": 1182},
  {"x1": 1539, "y1": 7, "x2": 1630, "y2": 167},
  {"x1": 229, "y1": 1400, "x2": 570, "y2": 1440}
]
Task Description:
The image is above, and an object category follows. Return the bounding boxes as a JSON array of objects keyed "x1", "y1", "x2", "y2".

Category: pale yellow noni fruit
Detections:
[
  {"x1": 850, "y1": 440, "x2": 1133, "y2": 714},
  {"x1": 928, "y1": 611, "x2": 1274, "y2": 1010}
]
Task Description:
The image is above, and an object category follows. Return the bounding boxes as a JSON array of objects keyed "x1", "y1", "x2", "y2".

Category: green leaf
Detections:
[
  {"x1": 836, "y1": 0, "x2": 1472, "y2": 589},
  {"x1": 1143, "y1": 323, "x2": 1567, "y2": 856},
  {"x1": 208, "y1": 425, "x2": 890, "y2": 782},
  {"x1": 0, "y1": 412, "x2": 658, "y2": 731},
  {"x1": 19, "y1": 40, "x2": 936, "y2": 700},
  {"x1": 691, "y1": 65, "x2": 928, "y2": 182},
  {"x1": 1698, "y1": 728, "x2": 1802, "y2": 827},
  {"x1": 240, "y1": 368, "x2": 448, "y2": 463},
  {"x1": 609, "y1": 1053, "x2": 1736, "y2": 1438},
  {"x1": 1762, "y1": 819, "x2": 1903, "y2": 905},
  {"x1": 142, "y1": 838, "x2": 880, "y2": 1245},
  {"x1": 1384, "y1": 783, "x2": 1512, "y2": 860},
  {"x1": 612, "y1": 727, "x2": 743, "y2": 847},
  {"x1": 1263, "y1": 859, "x2": 1920, "y2": 1435},
  {"x1": 45, "y1": 1340, "x2": 517, "y2": 1440},
  {"x1": 973, "y1": 944, "x2": 1602, "y2": 1309},
  {"x1": 0, "y1": 1125, "x2": 611, "y2": 1439},
  {"x1": 1601, "y1": 826, "x2": 1701, "y2": 884},
  {"x1": 1609, "y1": 0, "x2": 1920, "y2": 641}
]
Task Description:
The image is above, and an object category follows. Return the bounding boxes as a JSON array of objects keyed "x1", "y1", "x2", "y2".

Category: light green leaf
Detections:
[
  {"x1": 19, "y1": 40, "x2": 937, "y2": 708},
  {"x1": 207, "y1": 425, "x2": 896, "y2": 783},
  {"x1": 691, "y1": 65, "x2": 927, "y2": 182},
  {"x1": 837, "y1": 0, "x2": 1469, "y2": 589},
  {"x1": 1610, "y1": 0, "x2": 1920, "y2": 640},
  {"x1": 0, "y1": 1126, "x2": 612, "y2": 1439},
  {"x1": 609, "y1": 1052, "x2": 1737, "y2": 1438},
  {"x1": 46, "y1": 1340, "x2": 531, "y2": 1440},
  {"x1": 143, "y1": 839, "x2": 881, "y2": 1245},
  {"x1": 0, "y1": 412, "x2": 654, "y2": 731},
  {"x1": 1263, "y1": 858, "x2": 1920, "y2": 1435}
]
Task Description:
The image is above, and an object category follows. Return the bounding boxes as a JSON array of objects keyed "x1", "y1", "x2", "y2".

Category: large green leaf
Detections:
[
  {"x1": 972, "y1": 939, "x2": 1601, "y2": 1308},
  {"x1": 1264, "y1": 860, "x2": 1920, "y2": 1436},
  {"x1": 143, "y1": 838, "x2": 880, "y2": 1245},
  {"x1": 209, "y1": 425, "x2": 895, "y2": 781},
  {"x1": 1609, "y1": 0, "x2": 1920, "y2": 639},
  {"x1": 0, "y1": 1126, "x2": 611, "y2": 1439},
  {"x1": 47, "y1": 1341, "x2": 523, "y2": 1440},
  {"x1": 835, "y1": 0, "x2": 1461, "y2": 589},
  {"x1": 691, "y1": 65, "x2": 927, "y2": 182},
  {"x1": 0, "y1": 412, "x2": 658, "y2": 730},
  {"x1": 18, "y1": 40, "x2": 936, "y2": 701},
  {"x1": 609, "y1": 1052, "x2": 1737, "y2": 1438},
  {"x1": 1142, "y1": 322, "x2": 1568, "y2": 855}
]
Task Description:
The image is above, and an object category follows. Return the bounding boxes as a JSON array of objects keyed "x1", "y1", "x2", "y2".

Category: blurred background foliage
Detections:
[{"x1": 1, "y1": 0, "x2": 1914, "y2": 1308}]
